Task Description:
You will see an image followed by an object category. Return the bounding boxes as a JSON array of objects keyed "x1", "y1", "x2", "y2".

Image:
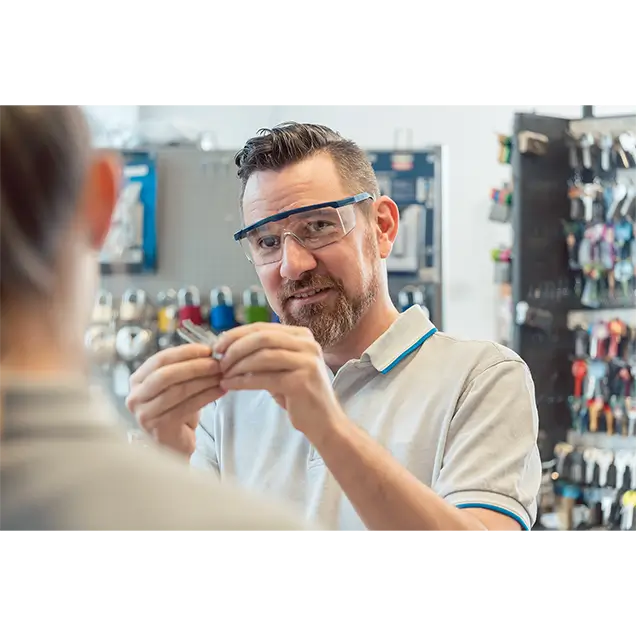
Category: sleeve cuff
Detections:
[{"x1": 445, "y1": 491, "x2": 533, "y2": 531}]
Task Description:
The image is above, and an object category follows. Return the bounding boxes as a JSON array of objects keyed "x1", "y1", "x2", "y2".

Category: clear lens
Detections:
[{"x1": 240, "y1": 205, "x2": 357, "y2": 265}]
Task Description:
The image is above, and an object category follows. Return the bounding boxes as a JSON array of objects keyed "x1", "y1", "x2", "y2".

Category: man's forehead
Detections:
[{"x1": 241, "y1": 155, "x2": 349, "y2": 224}]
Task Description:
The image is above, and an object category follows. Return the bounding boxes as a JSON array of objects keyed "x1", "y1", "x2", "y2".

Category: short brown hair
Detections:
[
  {"x1": 234, "y1": 122, "x2": 380, "y2": 203},
  {"x1": 0, "y1": 106, "x2": 90, "y2": 308}
]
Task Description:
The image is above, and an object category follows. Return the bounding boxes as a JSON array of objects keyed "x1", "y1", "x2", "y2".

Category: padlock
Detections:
[
  {"x1": 157, "y1": 289, "x2": 179, "y2": 334},
  {"x1": 210, "y1": 286, "x2": 236, "y2": 332},
  {"x1": 178, "y1": 286, "x2": 203, "y2": 326},
  {"x1": 92, "y1": 290, "x2": 114, "y2": 325},
  {"x1": 398, "y1": 285, "x2": 424, "y2": 312},
  {"x1": 119, "y1": 288, "x2": 147, "y2": 323},
  {"x1": 243, "y1": 286, "x2": 270, "y2": 324},
  {"x1": 115, "y1": 324, "x2": 154, "y2": 363},
  {"x1": 84, "y1": 324, "x2": 117, "y2": 368}
]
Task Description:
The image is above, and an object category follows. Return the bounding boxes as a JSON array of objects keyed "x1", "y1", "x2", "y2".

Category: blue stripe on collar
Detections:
[{"x1": 379, "y1": 327, "x2": 437, "y2": 375}]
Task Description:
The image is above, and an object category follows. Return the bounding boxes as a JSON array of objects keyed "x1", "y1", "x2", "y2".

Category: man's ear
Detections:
[
  {"x1": 373, "y1": 195, "x2": 399, "y2": 259},
  {"x1": 79, "y1": 151, "x2": 122, "y2": 250}
]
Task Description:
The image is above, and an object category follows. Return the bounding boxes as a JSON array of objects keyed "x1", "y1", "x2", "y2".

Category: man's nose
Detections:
[{"x1": 279, "y1": 234, "x2": 317, "y2": 281}]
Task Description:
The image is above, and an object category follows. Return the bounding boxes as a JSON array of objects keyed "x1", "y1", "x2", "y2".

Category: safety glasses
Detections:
[{"x1": 233, "y1": 192, "x2": 373, "y2": 266}]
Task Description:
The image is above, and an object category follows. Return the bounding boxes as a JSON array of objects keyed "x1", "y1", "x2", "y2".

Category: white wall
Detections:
[{"x1": 101, "y1": 105, "x2": 636, "y2": 340}]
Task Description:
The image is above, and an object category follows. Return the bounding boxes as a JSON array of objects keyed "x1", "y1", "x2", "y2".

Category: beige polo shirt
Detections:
[{"x1": 193, "y1": 306, "x2": 542, "y2": 530}]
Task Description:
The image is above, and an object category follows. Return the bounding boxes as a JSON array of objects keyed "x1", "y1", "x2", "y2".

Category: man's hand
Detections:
[
  {"x1": 126, "y1": 344, "x2": 226, "y2": 456},
  {"x1": 214, "y1": 323, "x2": 344, "y2": 442}
]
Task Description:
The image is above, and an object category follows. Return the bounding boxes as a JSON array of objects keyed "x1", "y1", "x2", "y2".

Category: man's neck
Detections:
[{"x1": 322, "y1": 299, "x2": 400, "y2": 373}]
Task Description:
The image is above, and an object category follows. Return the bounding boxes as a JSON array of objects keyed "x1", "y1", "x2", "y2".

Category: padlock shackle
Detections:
[
  {"x1": 210, "y1": 286, "x2": 233, "y2": 308},
  {"x1": 242, "y1": 285, "x2": 267, "y2": 307},
  {"x1": 178, "y1": 286, "x2": 201, "y2": 307},
  {"x1": 122, "y1": 288, "x2": 147, "y2": 307}
]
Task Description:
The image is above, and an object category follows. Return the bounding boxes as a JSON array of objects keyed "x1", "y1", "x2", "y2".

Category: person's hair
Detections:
[
  {"x1": 234, "y1": 122, "x2": 380, "y2": 204},
  {"x1": 0, "y1": 106, "x2": 91, "y2": 309}
]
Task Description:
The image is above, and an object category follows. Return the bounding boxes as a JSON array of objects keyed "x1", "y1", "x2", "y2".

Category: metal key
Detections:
[
  {"x1": 628, "y1": 404, "x2": 636, "y2": 437},
  {"x1": 620, "y1": 492, "x2": 635, "y2": 530},
  {"x1": 629, "y1": 452, "x2": 636, "y2": 489},
  {"x1": 614, "y1": 450, "x2": 631, "y2": 490},
  {"x1": 618, "y1": 132, "x2": 636, "y2": 167},
  {"x1": 596, "y1": 450, "x2": 614, "y2": 488},
  {"x1": 177, "y1": 319, "x2": 224, "y2": 360},
  {"x1": 583, "y1": 448, "x2": 597, "y2": 485},
  {"x1": 554, "y1": 442, "x2": 574, "y2": 478},
  {"x1": 599, "y1": 134, "x2": 613, "y2": 172},
  {"x1": 607, "y1": 183, "x2": 627, "y2": 221},
  {"x1": 579, "y1": 133, "x2": 594, "y2": 169}
]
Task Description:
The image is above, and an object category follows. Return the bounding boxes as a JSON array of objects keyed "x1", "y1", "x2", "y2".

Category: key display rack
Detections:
[{"x1": 510, "y1": 108, "x2": 636, "y2": 530}]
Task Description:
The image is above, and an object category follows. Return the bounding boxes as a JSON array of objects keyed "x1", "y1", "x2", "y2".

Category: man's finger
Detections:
[
  {"x1": 222, "y1": 350, "x2": 306, "y2": 379},
  {"x1": 129, "y1": 357, "x2": 221, "y2": 405},
  {"x1": 220, "y1": 371, "x2": 286, "y2": 394},
  {"x1": 130, "y1": 344, "x2": 212, "y2": 385},
  {"x1": 214, "y1": 322, "x2": 311, "y2": 355},
  {"x1": 143, "y1": 386, "x2": 226, "y2": 433},
  {"x1": 219, "y1": 331, "x2": 314, "y2": 374},
  {"x1": 133, "y1": 376, "x2": 223, "y2": 421}
]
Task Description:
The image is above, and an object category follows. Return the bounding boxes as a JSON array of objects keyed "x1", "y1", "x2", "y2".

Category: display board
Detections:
[{"x1": 368, "y1": 148, "x2": 445, "y2": 327}]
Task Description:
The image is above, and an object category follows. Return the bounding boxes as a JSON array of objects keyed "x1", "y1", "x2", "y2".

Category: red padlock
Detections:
[{"x1": 178, "y1": 286, "x2": 203, "y2": 326}]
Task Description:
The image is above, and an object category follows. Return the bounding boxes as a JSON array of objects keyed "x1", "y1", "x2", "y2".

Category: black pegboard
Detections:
[{"x1": 511, "y1": 113, "x2": 573, "y2": 460}]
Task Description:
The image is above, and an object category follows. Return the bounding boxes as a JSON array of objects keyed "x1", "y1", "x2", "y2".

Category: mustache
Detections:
[{"x1": 279, "y1": 274, "x2": 343, "y2": 302}]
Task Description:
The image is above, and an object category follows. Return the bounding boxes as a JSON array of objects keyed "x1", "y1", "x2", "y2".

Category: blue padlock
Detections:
[{"x1": 210, "y1": 286, "x2": 236, "y2": 332}]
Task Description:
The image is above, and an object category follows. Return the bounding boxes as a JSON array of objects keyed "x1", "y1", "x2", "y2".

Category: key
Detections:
[
  {"x1": 599, "y1": 134, "x2": 613, "y2": 172},
  {"x1": 579, "y1": 133, "x2": 594, "y2": 169},
  {"x1": 583, "y1": 448, "x2": 597, "y2": 485},
  {"x1": 620, "y1": 183, "x2": 636, "y2": 219},
  {"x1": 581, "y1": 184, "x2": 598, "y2": 222},
  {"x1": 572, "y1": 359, "x2": 587, "y2": 398},
  {"x1": 604, "y1": 404, "x2": 615, "y2": 436},
  {"x1": 628, "y1": 403, "x2": 636, "y2": 436},
  {"x1": 608, "y1": 319, "x2": 625, "y2": 358},
  {"x1": 607, "y1": 183, "x2": 627, "y2": 221},
  {"x1": 614, "y1": 260, "x2": 633, "y2": 297},
  {"x1": 620, "y1": 492, "x2": 636, "y2": 530},
  {"x1": 610, "y1": 395, "x2": 626, "y2": 435},
  {"x1": 568, "y1": 183, "x2": 583, "y2": 219},
  {"x1": 596, "y1": 450, "x2": 614, "y2": 488},
  {"x1": 618, "y1": 367, "x2": 632, "y2": 398},
  {"x1": 629, "y1": 452, "x2": 636, "y2": 489},
  {"x1": 615, "y1": 136, "x2": 631, "y2": 169},
  {"x1": 619, "y1": 132, "x2": 636, "y2": 167},
  {"x1": 614, "y1": 450, "x2": 631, "y2": 490},
  {"x1": 586, "y1": 361, "x2": 607, "y2": 400},
  {"x1": 593, "y1": 321, "x2": 610, "y2": 358},
  {"x1": 587, "y1": 396, "x2": 604, "y2": 431},
  {"x1": 568, "y1": 396, "x2": 584, "y2": 433},
  {"x1": 574, "y1": 326, "x2": 589, "y2": 358},
  {"x1": 554, "y1": 442, "x2": 573, "y2": 478}
]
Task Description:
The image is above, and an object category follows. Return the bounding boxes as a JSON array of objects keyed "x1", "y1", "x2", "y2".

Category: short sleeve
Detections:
[
  {"x1": 433, "y1": 360, "x2": 542, "y2": 530},
  {"x1": 190, "y1": 404, "x2": 221, "y2": 477}
]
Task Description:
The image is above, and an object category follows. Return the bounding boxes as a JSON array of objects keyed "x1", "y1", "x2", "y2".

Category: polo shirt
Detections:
[
  {"x1": 1, "y1": 375, "x2": 307, "y2": 530},
  {"x1": 193, "y1": 305, "x2": 542, "y2": 530}
]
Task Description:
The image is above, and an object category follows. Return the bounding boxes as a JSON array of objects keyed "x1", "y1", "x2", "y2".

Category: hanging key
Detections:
[
  {"x1": 554, "y1": 442, "x2": 574, "y2": 479},
  {"x1": 579, "y1": 133, "x2": 595, "y2": 170},
  {"x1": 583, "y1": 448, "x2": 597, "y2": 485},
  {"x1": 614, "y1": 450, "x2": 631, "y2": 490},
  {"x1": 599, "y1": 134, "x2": 613, "y2": 172},
  {"x1": 596, "y1": 450, "x2": 614, "y2": 488},
  {"x1": 586, "y1": 363, "x2": 607, "y2": 400},
  {"x1": 627, "y1": 402, "x2": 636, "y2": 437},
  {"x1": 629, "y1": 452, "x2": 636, "y2": 490},
  {"x1": 618, "y1": 132, "x2": 636, "y2": 167},
  {"x1": 620, "y1": 492, "x2": 636, "y2": 530}
]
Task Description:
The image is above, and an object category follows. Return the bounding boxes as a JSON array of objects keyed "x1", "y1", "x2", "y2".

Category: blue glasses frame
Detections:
[{"x1": 233, "y1": 192, "x2": 374, "y2": 242}]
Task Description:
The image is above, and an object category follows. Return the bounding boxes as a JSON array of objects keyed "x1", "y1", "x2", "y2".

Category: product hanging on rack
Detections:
[{"x1": 99, "y1": 151, "x2": 158, "y2": 274}]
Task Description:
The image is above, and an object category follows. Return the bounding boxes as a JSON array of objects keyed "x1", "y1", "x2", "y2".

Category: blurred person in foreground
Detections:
[
  {"x1": 127, "y1": 122, "x2": 542, "y2": 531},
  {"x1": 0, "y1": 106, "x2": 308, "y2": 531}
]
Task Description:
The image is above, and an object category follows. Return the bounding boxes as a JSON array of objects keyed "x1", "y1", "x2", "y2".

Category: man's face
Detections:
[{"x1": 241, "y1": 153, "x2": 381, "y2": 348}]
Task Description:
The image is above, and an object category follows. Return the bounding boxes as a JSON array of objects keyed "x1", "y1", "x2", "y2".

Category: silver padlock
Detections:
[
  {"x1": 84, "y1": 324, "x2": 117, "y2": 367},
  {"x1": 119, "y1": 288, "x2": 147, "y2": 323},
  {"x1": 92, "y1": 290, "x2": 114, "y2": 325},
  {"x1": 116, "y1": 324, "x2": 154, "y2": 363}
]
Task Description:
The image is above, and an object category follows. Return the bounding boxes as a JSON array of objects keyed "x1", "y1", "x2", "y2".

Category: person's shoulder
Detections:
[
  {"x1": 425, "y1": 330, "x2": 527, "y2": 377},
  {"x1": 120, "y1": 447, "x2": 322, "y2": 536}
]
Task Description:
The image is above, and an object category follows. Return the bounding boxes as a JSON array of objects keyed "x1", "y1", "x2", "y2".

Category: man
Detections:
[
  {"x1": 0, "y1": 106, "x2": 307, "y2": 531},
  {"x1": 127, "y1": 122, "x2": 541, "y2": 531}
]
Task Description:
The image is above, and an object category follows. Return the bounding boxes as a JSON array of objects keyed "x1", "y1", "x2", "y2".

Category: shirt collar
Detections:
[{"x1": 362, "y1": 306, "x2": 437, "y2": 374}]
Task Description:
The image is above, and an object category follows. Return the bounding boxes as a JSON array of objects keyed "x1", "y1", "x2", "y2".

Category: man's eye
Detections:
[
  {"x1": 258, "y1": 235, "x2": 280, "y2": 249},
  {"x1": 308, "y1": 220, "x2": 334, "y2": 232}
]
